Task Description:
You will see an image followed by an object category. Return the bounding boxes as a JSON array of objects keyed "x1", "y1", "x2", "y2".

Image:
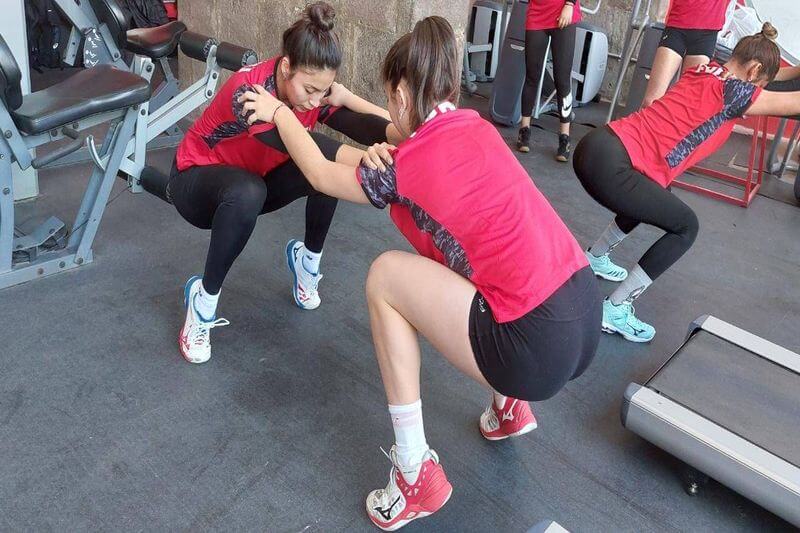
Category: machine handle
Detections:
[{"x1": 31, "y1": 128, "x2": 85, "y2": 169}]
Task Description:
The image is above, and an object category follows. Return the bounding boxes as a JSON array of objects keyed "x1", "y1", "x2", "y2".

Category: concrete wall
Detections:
[
  {"x1": 178, "y1": 0, "x2": 471, "y2": 110},
  {"x1": 581, "y1": 0, "x2": 668, "y2": 101}
]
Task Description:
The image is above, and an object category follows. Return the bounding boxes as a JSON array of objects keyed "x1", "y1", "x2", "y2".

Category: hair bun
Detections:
[
  {"x1": 307, "y1": 2, "x2": 336, "y2": 32},
  {"x1": 760, "y1": 21, "x2": 778, "y2": 41}
]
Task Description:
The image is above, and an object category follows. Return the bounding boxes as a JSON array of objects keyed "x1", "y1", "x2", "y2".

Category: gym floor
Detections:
[{"x1": 1, "y1": 91, "x2": 799, "y2": 532}]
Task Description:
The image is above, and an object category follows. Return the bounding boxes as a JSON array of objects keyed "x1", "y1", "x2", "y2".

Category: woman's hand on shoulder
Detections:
[
  {"x1": 238, "y1": 84, "x2": 285, "y2": 124},
  {"x1": 361, "y1": 143, "x2": 396, "y2": 172},
  {"x1": 322, "y1": 82, "x2": 353, "y2": 108}
]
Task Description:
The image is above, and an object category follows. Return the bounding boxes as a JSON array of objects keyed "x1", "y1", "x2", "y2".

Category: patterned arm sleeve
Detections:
[
  {"x1": 723, "y1": 78, "x2": 761, "y2": 119},
  {"x1": 356, "y1": 162, "x2": 399, "y2": 209}
]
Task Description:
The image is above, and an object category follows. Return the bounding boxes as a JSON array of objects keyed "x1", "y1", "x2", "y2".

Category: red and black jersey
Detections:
[
  {"x1": 357, "y1": 104, "x2": 588, "y2": 323},
  {"x1": 176, "y1": 56, "x2": 340, "y2": 176},
  {"x1": 609, "y1": 63, "x2": 761, "y2": 188}
]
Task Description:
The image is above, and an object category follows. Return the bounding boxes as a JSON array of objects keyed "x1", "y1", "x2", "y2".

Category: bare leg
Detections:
[
  {"x1": 682, "y1": 54, "x2": 710, "y2": 72},
  {"x1": 642, "y1": 46, "x2": 684, "y2": 108},
  {"x1": 365, "y1": 251, "x2": 490, "y2": 406}
]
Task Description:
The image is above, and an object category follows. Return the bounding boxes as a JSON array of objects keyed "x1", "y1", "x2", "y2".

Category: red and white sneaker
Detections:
[
  {"x1": 366, "y1": 447, "x2": 453, "y2": 531},
  {"x1": 479, "y1": 397, "x2": 538, "y2": 441},
  {"x1": 178, "y1": 276, "x2": 230, "y2": 364},
  {"x1": 286, "y1": 239, "x2": 322, "y2": 310}
]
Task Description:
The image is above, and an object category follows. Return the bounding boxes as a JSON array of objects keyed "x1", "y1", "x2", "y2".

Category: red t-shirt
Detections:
[
  {"x1": 176, "y1": 56, "x2": 338, "y2": 175},
  {"x1": 526, "y1": 0, "x2": 582, "y2": 31},
  {"x1": 666, "y1": 0, "x2": 729, "y2": 31},
  {"x1": 356, "y1": 104, "x2": 588, "y2": 324},
  {"x1": 609, "y1": 63, "x2": 761, "y2": 188}
]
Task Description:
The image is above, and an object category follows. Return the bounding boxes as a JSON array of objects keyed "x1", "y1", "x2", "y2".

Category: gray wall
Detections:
[{"x1": 178, "y1": 0, "x2": 471, "y2": 109}]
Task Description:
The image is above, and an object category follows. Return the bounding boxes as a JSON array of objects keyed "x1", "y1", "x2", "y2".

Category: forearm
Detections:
[
  {"x1": 775, "y1": 65, "x2": 800, "y2": 82},
  {"x1": 273, "y1": 107, "x2": 337, "y2": 187},
  {"x1": 325, "y1": 108, "x2": 390, "y2": 145},
  {"x1": 344, "y1": 91, "x2": 392, "y2": 121},
  {"x1": 336, "y1": 144, "x2": 366, "y2": 166}
]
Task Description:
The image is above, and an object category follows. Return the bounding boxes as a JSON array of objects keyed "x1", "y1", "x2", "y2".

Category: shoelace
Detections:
[
  {"x1": 192, "y1": 317, "x2": 230, "y2": 346},
  {"x1": 482, "y1": 405, "x2": 500, "y2": 431},
  {"x1": 623, "y1": 303, "x2": 649, "y2": 331}
]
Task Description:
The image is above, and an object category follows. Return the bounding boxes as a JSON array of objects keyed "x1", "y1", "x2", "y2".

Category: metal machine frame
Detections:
[{"x1": 622, "y1": 315, "x2": 800, "y2": 526}]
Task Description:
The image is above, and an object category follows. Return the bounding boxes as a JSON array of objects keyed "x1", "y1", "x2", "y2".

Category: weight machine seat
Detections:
[
  {"x1": 125, "y1": 21, "x2": 188, "y2": 59},
  {"x1": 10, "y1": 66, "x2": 151, "y2": 135}
]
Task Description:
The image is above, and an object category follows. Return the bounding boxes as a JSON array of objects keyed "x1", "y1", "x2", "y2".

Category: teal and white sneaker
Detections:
[
  {"x1": 601, "y1": 298, "x2": 655, "y2": 343},
  {"x1": 586, "y1": 251, "x2": 628, "y2": 282}
]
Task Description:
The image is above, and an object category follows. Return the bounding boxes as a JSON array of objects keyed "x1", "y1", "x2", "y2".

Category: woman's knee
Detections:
[
  {"x1": 677, "y1": 207, "x2": 700, "y2": 245},
  {"x1": 222, "y1": 177, "x2": 267, "y2": 220},
  {"x1": 365, "y1": 250, "x2": 407, "y2": 303}
]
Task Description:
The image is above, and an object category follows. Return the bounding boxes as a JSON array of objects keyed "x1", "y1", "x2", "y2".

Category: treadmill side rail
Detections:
[
  {"x1": 623, "y1": 384, "x2": 800, "y2": 526},
  {"x1": 698, "y1": 316, "x2": 800, "y2": 374}
]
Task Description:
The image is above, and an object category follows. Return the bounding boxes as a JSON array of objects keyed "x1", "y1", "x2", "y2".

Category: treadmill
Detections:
[{"x1": 622, "y1": 315, "x2": 800, "y2": 526}]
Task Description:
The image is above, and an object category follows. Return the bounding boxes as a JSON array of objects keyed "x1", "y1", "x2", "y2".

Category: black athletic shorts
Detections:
[
  {"x1": 660, "y1": 27, "x2": 718, "y2": 58},
  {"x1": 468, "y1": 266, "x2": 602, "y2": 402}
]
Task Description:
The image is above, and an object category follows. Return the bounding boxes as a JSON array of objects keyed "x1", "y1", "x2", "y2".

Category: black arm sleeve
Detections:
[
  {"x1": 254, "y1": 129, "x2": 343, "y2": 162},
  {"x1": 322, "y1": 107, "x2": 390, "y2": 146}
]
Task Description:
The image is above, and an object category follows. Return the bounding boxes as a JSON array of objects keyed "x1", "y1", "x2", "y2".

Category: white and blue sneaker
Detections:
[
  {"x1": 179, "y1": 276, "x2": 230, "y2": 364},
  {"x1": 286, "y1": 239, "x2": 323, "y2": 310},
  {"x1": 586, "y1": 251, "x2": 628, "y2": 282},
  {"x1": 601, "y1": 298, "x2": 655, "y2": 343}
]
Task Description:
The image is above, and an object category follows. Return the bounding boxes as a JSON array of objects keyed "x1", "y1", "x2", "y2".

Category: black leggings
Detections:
[
  {"x1": 573, "y1": 127, "x2": 699, "y2": 280},
  {"x1": 169, "y1": 160, "x2": 337, "y2": 294},
  {"x1": 522, "y1": 26, "x2": 576, "y2": 124}
]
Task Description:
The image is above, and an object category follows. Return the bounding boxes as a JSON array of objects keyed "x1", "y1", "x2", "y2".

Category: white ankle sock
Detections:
[
  {"x1": 195, "y1": 281, "x2": 220, "y2": 321},
  {"x1": 302, "y1": 247, "x2": 322, "y2": 274},
  {"x1": 389, "y1": 400, "x2": 429, "y2": 484},
  {"x1": 609, "y1": 264, "x2": 652, "y2": 305},
  {"x1": 589, "y1": 220, "x2": 629, "y2": 257},
  {"x1": 492, "y1": 392, "x2": 507, "y2": 410}
]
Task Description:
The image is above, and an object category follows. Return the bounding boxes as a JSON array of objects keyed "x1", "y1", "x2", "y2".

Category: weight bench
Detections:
[{"x1": 0, "y1": 35, "x2": 150, "y2": 289}]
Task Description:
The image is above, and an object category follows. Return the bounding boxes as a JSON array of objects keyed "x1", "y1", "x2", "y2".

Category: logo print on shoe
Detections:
[
  {"x1": 631, "y1": 325, "x2": 645, "y2": 335},
  {"x1": 180, "y1": 331, "x2": 190, "y2": 351},
  {"x1": 502, "y1": 410, "x2": 515, "y2": 423},
  {"x1": 376, "y1": 496, "x2": 402, "y2": 521}
]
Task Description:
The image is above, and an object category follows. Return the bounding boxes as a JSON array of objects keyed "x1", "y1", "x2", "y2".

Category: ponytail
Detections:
[{"x1": 381, "y1": 16, "x2": 460, "y2": 131}]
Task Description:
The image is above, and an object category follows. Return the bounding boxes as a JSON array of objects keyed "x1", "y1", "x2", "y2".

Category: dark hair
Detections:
[
  {"x1": 282, "y1": 2, "x2": 342, "y2": 72},
  {"x1": 731, "y1": 22, "x2": 781, "y2": 83},
  {"x1": 381, "y1": 16, "x2": 460, "y2": 131}
]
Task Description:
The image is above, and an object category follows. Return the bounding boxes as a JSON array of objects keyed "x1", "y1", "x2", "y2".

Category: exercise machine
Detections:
[
  {"x1": 489, "y1": 0, "x2": 605, "y2": 126},
  {"x1": 0, "y1": 1, "x2": 258, "y2": 290},
  {"x1": 0, "y1": 34, "x2": 150, "y2": 289},
  {"x1": 622, "y1": 315, "x2": 800, "y2": 526},
  {"x1": 604, "y1": 0, "x2": 652, "y2": 122}
]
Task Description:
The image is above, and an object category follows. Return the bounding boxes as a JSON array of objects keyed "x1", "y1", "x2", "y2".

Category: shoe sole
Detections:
[
  {"x1": 518, "y1": 146, "x2": 530, "y2": 153},
  {"x1": 592, "y1": 271, "x2": 628, "y2": 282},
  {"x1": 602, "y1": 322, "x2": 654, "y2": 343},
  {"x1": 285, "y1": 240, "x2": 320, "y2": 311},
  {"x1": 368, "y1": 486, "x2": 454, "y2": 531},
  {"x1": 555, "y1": 155, "x2": 569, "y2": 162},
  {"x1": 480, "y1": 421, "x2": 538, "y2": 441}
]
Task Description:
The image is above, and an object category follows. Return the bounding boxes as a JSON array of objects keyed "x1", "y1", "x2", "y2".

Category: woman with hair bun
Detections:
[
  {"x1": 171, "y1": 2, "x2": 401, "y2": 364},
  {"x1": 577, "y1": 23, "x2": 800, "y2": 343}
]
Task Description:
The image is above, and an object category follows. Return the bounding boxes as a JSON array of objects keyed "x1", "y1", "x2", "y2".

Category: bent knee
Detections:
[{"x1": 365, "y1": 250, "x2": 408, "y2": 300}]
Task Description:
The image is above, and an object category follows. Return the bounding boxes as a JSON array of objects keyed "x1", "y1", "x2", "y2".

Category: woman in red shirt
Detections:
[
  {"x1": 240, "y1": 17, "x2": 601, "y2": 530},
  {"x1": 643, "y1": 0, "x2": 732, "y2": 107},
  {"x1": 171, "y1": 2, "x2": 401, "y2": 364},
  {"x1": 518, "y1": 0, "x2": 582, "y2": 161},
  {"x1": 575, "y1": 23, "x2": 800, "y2": 343}
]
